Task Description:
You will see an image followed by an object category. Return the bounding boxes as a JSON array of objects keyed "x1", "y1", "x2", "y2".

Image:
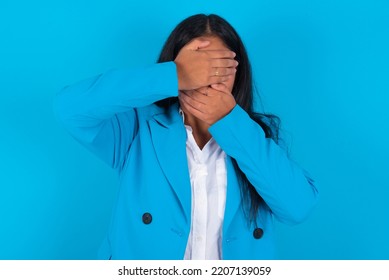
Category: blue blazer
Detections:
[{"x1": 54, "y1": 62, "x2": 318, "y2": 259}]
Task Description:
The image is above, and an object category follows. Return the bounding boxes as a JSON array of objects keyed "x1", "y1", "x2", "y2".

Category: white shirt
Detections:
[{"x1": 180, "y1": 111, "x2": 227, "y2": 260}]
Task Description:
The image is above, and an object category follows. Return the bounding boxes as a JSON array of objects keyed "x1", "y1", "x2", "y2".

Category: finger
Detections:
[
  {"x1": 210, "y1": 83, "x2": 229, "y2": 93},
  {"x1": 190, "y1": 88, "x2": 212, "y2": 102},
  {"x1": 180, "y1": 98, "x2": 208, "y2": 122},
  {"x1": 179, "y1": 91, "x2": 207, "y2": 112},
  {"x1": 196, "y1": 40, "x2": 211, "y2": 50},
  {"x1": 182, "y1": 90, "x2": 208, "y2": 104},
  {"x1": 185, "y1": 38, "x2": 211, "y2": 50},
  {"x1": 209, "y1": 84, "x2": 234, "y2": 98},
  {"x1": 179, "y1": 97, "x2": 207, "y2": 122},
  {"x1": 209, "y1": 75, "x2": 234, "y2": 85},
  {"x1": 179, "y1": 90, "x2": 192, "y2": 100},
  {"x1": 211, "y1": 67, "x2": 237, "y2": 77},
  {"x1": 206, "y1": 50, "x2": 236, "y2": 59},
  {"x1": 210, "y1": 58, "x2": 239, "y2": 68}
]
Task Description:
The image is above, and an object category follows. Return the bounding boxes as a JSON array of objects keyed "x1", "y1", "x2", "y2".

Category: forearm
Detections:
[
  {"x1": 209, "y1": 105, "x2": 319, "y2": 225},
  {"x1": 54, "y1": 62, "x2": 178, "y2": 126},
  {"x1": 53, "y1": 62, "x2": 179, "y2": 168}
]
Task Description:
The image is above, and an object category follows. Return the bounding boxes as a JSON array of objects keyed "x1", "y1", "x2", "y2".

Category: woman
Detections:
[{"x1": 54, "y1": 14, "x2": 318, "y2": 260}]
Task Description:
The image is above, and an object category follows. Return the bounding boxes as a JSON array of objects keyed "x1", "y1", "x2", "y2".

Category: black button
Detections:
[
  {"x1": 253, "y1": 228, "x2": 264, "y2": 239},
  {"x1": 142, "y1": 213, "x2": 152, "y2": 224}
]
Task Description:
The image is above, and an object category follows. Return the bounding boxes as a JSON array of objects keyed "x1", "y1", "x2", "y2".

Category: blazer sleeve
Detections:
[
  {"x1": 208, "y1": 105, "x2": 319, "y2": 225},
  {"x1": 54, "y1": 62, "x2": 178, "y2": 169}
]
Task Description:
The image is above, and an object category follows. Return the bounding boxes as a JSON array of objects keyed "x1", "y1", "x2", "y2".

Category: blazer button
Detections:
[
  {"x1": 142, "y1": 213, "x2": 152, "y2": 224},
  {"x1": 253, "y1": 228, "x2": 264, "y2": 239}
]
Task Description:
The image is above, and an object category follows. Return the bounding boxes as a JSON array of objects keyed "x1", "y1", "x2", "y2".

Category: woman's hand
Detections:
[
  {"x1": 179, "y1": 83, "x2": 236, "y2": 125},
  {"x1": 174, "y1": 39, "x2": 238, "y2": 90}
]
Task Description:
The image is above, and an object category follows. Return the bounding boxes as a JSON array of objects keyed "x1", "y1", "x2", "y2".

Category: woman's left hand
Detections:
[{"x1": 179, "y1": 83, "x2": 236, "y2": 125}]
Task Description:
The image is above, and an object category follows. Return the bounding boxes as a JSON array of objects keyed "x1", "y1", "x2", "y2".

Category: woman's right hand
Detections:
[{"x1": 174, "y1": 39, "x2": 238, "y2": 90}]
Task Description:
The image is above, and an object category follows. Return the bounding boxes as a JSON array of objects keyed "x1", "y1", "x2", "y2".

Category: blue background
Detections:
[{"x1": 1, "y1": 0, "x2": 388, "y2": 259}]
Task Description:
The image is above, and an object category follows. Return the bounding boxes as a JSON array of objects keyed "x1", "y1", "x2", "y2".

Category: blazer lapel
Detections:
[
  {"x1": 148, "y1": 103, "x2": 242, "y2": 231},
  {"x1": 148, "y1": 103, "x2": 191, "y2": 224}
]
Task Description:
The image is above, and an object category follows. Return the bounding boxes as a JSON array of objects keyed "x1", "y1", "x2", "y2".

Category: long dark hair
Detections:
[{"x1": 156, "y1": 14, "x2": 281, "y2": 225}]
